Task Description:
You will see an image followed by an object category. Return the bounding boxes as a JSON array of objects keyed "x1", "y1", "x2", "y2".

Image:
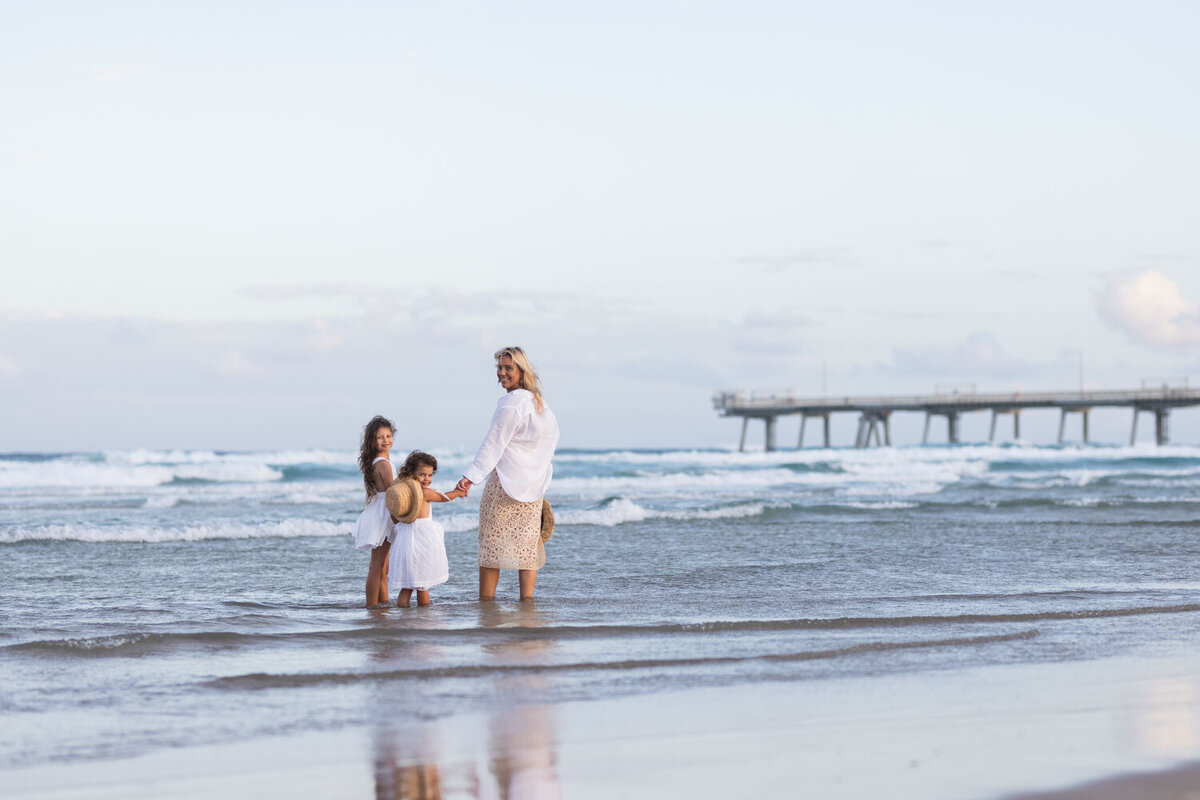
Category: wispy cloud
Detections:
[
  {"x1": 0, "y1": 355, "x2": 19, "y2": 378},
  {"x1": 307, "y1": 319, "x2": 345, "y2": 353},
  {"x1": 730, "y1": 309, "x2": 810, "y2": 356},
  {"x1": 213, "y1": 350, "x2": 255, "y2": 377},
  {"x1": 72, "y1": 64, "x2": 158, "y2": 84},
  {"x1": 736, "y1": 247, "x2": 856, "y2": 271},
  {"x1": 242, "y1": 284, "x2": 376, "y2": 301},
  {"x1": 887, "y1": 331, "x2": 1029, "y2": 379},
  {"x1": 1095, "y1": 270, "x2": 1200, "y2": 348},
  {"x1": 0, "y1": 290, "x2": 733, "y2": 448},
  {"x1": 1139, "y1": 253, "x2": 1200, "y2": 264}
]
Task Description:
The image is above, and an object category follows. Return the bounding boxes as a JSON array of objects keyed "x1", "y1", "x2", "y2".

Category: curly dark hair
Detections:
[
  {"x1": 357, "y1": 415, "x2": 395, "y2": 500},
  {"x1": 397, "y1": 450, "x2": 438, "y2": 480}
]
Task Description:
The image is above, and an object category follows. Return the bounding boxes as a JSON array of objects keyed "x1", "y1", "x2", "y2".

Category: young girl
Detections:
[
  {"x1": 389, "y1": 451, "x2": 466, "y2": 607},
  {"x1": 354, "y1": 415, "x2": 397, "y2": 607}
]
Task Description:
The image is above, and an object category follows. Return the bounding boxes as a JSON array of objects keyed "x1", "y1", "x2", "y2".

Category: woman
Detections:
[{"x1": 456, "y1": 347, "x2": 559, "y2": 600}]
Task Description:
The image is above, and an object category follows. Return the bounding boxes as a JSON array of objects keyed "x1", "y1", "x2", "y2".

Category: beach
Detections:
[{"x1": 3, "y1": 445, "x2": 1200, "y2": 798}]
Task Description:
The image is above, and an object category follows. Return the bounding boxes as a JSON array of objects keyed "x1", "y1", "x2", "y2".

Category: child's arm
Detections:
[{"x1": 423, "y1": 486, "x2": 466, "y2": 503}]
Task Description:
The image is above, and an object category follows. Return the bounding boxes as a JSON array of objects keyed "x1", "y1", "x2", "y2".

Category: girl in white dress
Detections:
[
  {"x1": 389, "y1": 451, "x2": 466, "y2": 607},
  {"x1": 354, "y1": 415, "x2": 397, "y2": 607}
]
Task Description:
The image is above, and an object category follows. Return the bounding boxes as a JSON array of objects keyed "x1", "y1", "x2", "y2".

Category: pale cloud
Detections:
[
  {"x1": 613, "y1": 356, "x2": 724, "y2": 388},
  {"x1": 731, "y1": 310, "x2": 810, "y2": 356},
  {"x1": 0, "y1": 355, "x2": 19, "y2": 378},
  {"x1": 307, "y1": 320, "x2": 345, "y2": 353},
  {"x1": 73, "y1": 64, "x2": 158, "y2": 83},
  {"x1": 242, "y1": 284, "x2": 373, "y2": 301},
  {"x1": 736, "y1": 248, "x2": 856, "y2": 271},
  {"x1": 213, "y1": 350, "x2": 255, "y2": 377},
  {"x1": 1096, "y1": 270, "x2": 1200, "y2": 348},
  {"x1": 0, "y1": 293, "x2": 728, "y2": 449},
  {"x1": 889, "y1": 331, "x2": 1028, "y2": 379}
]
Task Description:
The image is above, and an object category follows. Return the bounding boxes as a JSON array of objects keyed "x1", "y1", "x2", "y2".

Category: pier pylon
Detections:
[
  {"x1": 1057, "y1": 407, "x2": 1091, "y2": 444},
  {"x1": 922, "y1": 411, "x2": 960, "y2": 444},
  {"x1": 854, "y1": 411, "x2": 891, "y2": 448},
  {"x1": 798, "y1": 412, "x2": 832, "y2": 449},
  {"x1": 1130, "y1": 406, "x2": 1171, "y2": 445},
  {"x1": 988, "y1": 409, "x2": 1021, "y2": 442}
]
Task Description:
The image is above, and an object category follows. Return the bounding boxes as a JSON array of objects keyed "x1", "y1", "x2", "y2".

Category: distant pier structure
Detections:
[{"x1": 713, "y1": 383, "x2": 1200, "y2": 451}]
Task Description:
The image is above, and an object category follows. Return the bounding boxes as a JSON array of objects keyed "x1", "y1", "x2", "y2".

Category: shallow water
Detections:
[{"x1": 2, "y1": 444, "x2": 1200, "y2": 771}]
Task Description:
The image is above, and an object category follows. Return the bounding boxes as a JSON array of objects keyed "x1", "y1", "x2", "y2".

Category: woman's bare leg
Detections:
[
  {"x1": 518, "y1": 569, "x2": 537, "y2": 600},
  {"x1": 397, "y1": 588, "x2": 413, "y2": 608},
  {"x1": 479, "y1": 567, "x2": 500, "y2": 600},
  {"x1": 416, "y1": 590, "x2": 431, "y2": 606}
]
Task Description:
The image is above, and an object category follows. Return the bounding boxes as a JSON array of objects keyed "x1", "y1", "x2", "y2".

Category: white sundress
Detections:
[
  {"x1": 388, "y1": 506, "x2": 450, "y2": 591},
  {"x1": 352, "y1": 456, "x2": 395, "y2": 551}
]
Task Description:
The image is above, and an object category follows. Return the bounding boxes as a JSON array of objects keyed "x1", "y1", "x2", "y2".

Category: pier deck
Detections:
[{"x1": 713, "y1": 386, "x2": 1200, "y2": 450}]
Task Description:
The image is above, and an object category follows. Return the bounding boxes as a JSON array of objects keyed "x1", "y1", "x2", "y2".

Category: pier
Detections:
[{"x1": 713, "y1": 385, "x2": 1200, "y2": 451}]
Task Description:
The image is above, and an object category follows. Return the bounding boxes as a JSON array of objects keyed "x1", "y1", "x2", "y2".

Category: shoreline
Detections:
[
  {"x1": 5, "y1": 651, "x2": 1200, "y2": 799},
  {"x1": 1002, "y1": 761, "x2": 1200, "y2": 800}
]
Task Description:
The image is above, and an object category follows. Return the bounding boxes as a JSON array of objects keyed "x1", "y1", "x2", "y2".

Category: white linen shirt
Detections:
[{"x1": 463, "y1": 389, "x2": 559, "y2": 502}]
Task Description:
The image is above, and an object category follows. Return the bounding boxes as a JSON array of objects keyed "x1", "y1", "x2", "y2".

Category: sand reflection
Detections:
[
  {"x1": 368, "y1": 603, "x2": 563, "y2": 799},
  {"x1": 480, "y1": 603, "x2": 563, "y2": 799},
  {"x1": 1127, "y1": 675, "x2": 1200, "y2": 757},
  {"x1": 486, "y1": 704, "x2": 562, "y2": 800},
  {"x1": 372, "y1": 726, "x2": 450, "y2": 800}
]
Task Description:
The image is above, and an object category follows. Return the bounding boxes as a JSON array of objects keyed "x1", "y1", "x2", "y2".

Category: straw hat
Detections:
[
  {"x1": 385, "y1": 478, "x2": 424, "y2": 524},
  {"x1": 540, "y1": 499, "x2": 555, "y2": 543}
]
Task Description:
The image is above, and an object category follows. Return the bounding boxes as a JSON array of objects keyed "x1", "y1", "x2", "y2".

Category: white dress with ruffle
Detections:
[
  {"x1": 388, "y1": 507, "x2": 449, "y2": 591},
  {"x1": 352, "y1": 457, "x2": 395, "y2": 551}
]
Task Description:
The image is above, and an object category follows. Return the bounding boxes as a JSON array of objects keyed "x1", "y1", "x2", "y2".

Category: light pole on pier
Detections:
[{"x1": 1063, "y1": 349, "x2": 1084, "y2": 394}]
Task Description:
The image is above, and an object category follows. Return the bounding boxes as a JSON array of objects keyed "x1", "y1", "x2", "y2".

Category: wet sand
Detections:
[
  {"x1": 4, "y1": 652, "x2": 1200, "y2": 799},
  {"x1": 1004, "y1": 762, "x2": 1200, "y2": 800}
]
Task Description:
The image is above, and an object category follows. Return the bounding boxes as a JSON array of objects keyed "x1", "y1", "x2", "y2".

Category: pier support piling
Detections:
[
  {"x1": 738, "y1": 418, "x2": 749, "y2": 453},
  {"x1": 764, "y1": 416, "x2": 778, "y2": 452},
  {"x1": 854, "y1": 412, "x2": 892, "y2": 449},
  {"x1": 1131, "y1": 407, "x2": 1171, "y2": 445},
  {"x1": 1057, "y1": 408, "x2": 1091, "y2": 444},
  {"x1": 797, "y1": 412, "x2": 832, "y2": 450},
  {"x1": 987, "y1": 409, "x2": 1022, "y2": 443},
  {"x1": 1156, "y1": 409, "x2": 1170, "y2": 445},
  {"x1": 922, "y1": 410, "x2": 960, "y2": 444}
]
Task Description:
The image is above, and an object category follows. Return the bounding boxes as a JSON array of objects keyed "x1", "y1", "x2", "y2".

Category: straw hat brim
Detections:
[
  {"x1": 385, "y1": 478, "x2": 424, "y2": 525},
  {"x1": 539, "y1": 499, "x2": 555, "y2": 543}
]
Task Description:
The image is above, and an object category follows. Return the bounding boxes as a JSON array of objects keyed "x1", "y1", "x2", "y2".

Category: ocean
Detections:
[{"x1": 3, "y1": 443, "x2": 1200, "y2": 796}]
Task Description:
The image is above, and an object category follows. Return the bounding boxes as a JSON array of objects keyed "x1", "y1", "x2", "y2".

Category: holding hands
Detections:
[{"x1": 455, "y1": 477, "x2": 473, "y2": 497}]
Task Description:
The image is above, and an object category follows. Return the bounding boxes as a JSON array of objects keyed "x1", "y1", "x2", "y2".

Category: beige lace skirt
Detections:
[{"x1": 478, "y1": 471, "x2": 545, "y2": 570}]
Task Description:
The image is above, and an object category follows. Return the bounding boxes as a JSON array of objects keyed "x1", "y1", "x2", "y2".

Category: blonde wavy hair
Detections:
[{"x1": 495, "y1": 346, "x2": 545, "y2": 413}]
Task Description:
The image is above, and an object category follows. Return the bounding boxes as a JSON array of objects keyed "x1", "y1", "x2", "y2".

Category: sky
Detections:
[{"x1": 3, "y1": 1, "x2": 1200, "y2": 451}]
